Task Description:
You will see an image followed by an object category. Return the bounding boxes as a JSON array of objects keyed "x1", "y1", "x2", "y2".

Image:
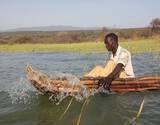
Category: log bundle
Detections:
[
  {"x1": 81, "y1": 77, "x2": 160, "y2": 93},
  {"x1": 26, "y1": 66, "x2": 160, "y2": 94}
]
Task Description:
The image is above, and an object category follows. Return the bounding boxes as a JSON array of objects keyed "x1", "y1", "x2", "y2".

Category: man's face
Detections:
[{"x1": 104, "y1": 37, "x2": 114, "y2": 51}]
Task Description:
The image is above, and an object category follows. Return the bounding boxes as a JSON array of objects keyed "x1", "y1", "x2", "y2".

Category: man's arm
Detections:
[
  {"x1": 99, "y1": 50, "x2": 129, "y2": 90},
  {"x1": 98, "y1": 63, "x2": 124, "y2": 90},
  {"x1": 107, "y1": 63, "x2": 124, "y2": 79}
]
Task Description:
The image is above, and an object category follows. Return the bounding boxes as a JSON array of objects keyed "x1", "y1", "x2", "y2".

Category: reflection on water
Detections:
[{"x1": 0, "y1": 52, "x2": 160, "y2": 125}]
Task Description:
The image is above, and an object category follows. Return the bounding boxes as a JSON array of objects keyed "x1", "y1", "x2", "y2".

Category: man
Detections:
[{"x1": 85, "y1": 33, "x2": 134, "y2": 90}]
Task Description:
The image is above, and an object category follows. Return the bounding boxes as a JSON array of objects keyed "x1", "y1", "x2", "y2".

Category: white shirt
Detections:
[{"x1": 110, "y1": 46, "x2": 135, "y2": 77}]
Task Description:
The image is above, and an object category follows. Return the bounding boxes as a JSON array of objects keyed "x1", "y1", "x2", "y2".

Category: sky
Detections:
[{"x1": 0, "y1": 0, "x2": 160, "y2": 30}]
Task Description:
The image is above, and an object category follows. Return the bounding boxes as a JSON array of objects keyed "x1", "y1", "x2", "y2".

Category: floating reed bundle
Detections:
[{"x1": 26, "y1": 66, "x2": 160, "y2": 94}]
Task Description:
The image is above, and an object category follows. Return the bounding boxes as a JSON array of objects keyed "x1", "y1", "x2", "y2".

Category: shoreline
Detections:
[{"x1": 0, "y1": 39, "x2": 160, "y2": 54}]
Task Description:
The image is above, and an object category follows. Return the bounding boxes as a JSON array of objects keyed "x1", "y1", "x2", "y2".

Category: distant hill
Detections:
[{"x1": 4, "y1": 25, "x2": 101, "y2": 32}]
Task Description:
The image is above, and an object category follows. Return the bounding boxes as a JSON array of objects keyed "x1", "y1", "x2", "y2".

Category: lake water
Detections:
[{"x1": 0, "y1": 52, "x2": 160, "y2": 125}]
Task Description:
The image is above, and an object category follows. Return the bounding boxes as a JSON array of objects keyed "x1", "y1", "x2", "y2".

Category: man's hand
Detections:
[
  {"x1": 98, "y1": 77, "x2": 113, "y2": 90},
  {"x1": 97, "y1": 63, "x2": 124, "y2": 91}
]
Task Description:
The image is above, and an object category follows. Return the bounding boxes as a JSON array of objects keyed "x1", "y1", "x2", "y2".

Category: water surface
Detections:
[{"x1": 0, "y1": 52, "x2": 160, "y2": 125}]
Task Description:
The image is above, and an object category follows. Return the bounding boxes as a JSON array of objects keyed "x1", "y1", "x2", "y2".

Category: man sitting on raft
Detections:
[{"x1": 85, "y1": 33, "x2": 135, "y2": 90}]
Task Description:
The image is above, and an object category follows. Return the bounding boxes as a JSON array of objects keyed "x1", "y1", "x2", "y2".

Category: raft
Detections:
[{"x1": 26, "y1": 66, "x2": 160, "y2": 94}]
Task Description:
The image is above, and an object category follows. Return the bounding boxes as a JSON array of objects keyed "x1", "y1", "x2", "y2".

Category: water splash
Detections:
[
  {"x1": 6, "y1": 66, "x2": 99, "y2": 105},
  {"x1": 5, "y1": 70, "x2": 109, "y2": 105},
  {"x1": 6, "y1": 77, "x2": 39, "y2": 104},
  {"x1": 47, "y1": 72, "x2": 98, "y2": 105}
]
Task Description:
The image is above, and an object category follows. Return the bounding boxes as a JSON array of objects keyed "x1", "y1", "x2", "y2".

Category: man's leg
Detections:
[
  {"x1": 84, "y1": 60, "x2": 129, "y2": 79},
  {"x1": 104, "y1": 60, "x2": 129, "y2": 78},
  {"x1": 84, "y1": 60, "x2": 116, "y2": 77},
  {"x1": 103, "y1": 60, "x2": 116, "y2": 76},
  {"x1": 119, "y1": 71, "x2": 128, "y2": 78},
  {"x1": 84, "y1": 65, "x2": 104, "y2": 77}
]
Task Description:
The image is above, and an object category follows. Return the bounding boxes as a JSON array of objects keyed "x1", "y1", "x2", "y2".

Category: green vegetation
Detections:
[
  {"x1": 0, "y1": 23, "x2": 160, "y2": 53},
  {"x1": 0, "y1": 38, "x2": 159, "y2": 53},
  {"x1": 0, "y1": 27, "x2": 159, "y2": 44}
]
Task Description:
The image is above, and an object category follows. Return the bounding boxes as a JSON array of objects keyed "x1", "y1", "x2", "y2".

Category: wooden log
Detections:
[
  {"x1": 112, "y1": 86, "x2": 160, "y2": 93},
  {"x1": 82, "y1": 79, "x2": 160, "y2": 86},
  {"x1": 26, "y1": 66, "x2": 160, "y2": 94}
]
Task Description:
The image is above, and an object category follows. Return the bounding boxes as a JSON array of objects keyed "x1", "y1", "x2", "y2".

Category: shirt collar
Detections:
[
  {"x1": 110, "y1": 45, "x2": 121, "y2": 59},
  {"x1": 115, "y1": 45, "x2": 121, "y2": 56}
]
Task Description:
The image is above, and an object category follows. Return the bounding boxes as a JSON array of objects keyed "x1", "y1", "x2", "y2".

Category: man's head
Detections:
[{"x1": 104, "y1": 33, "x2": 118, "y2": 52}]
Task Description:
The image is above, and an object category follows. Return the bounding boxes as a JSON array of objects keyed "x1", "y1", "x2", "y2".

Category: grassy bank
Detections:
[{"x1": 0, "y1": 38, "x2": 160, "y2": 53}]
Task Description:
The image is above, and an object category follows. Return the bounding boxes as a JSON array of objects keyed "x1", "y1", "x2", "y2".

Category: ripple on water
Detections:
[{"x1": 0, "y1": 52, "x2": 160, "y2": 125}]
